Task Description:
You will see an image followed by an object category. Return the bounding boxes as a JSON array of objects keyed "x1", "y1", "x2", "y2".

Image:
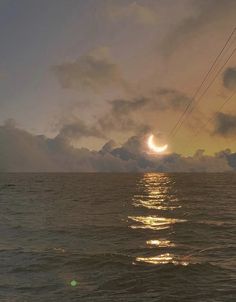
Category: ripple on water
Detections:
[
  {"x1": 128, "y1": 215, "x2": 187, "y2": 230},
  {"x1": 135, "y1": 253, "x2": 190, "y2": 266}
]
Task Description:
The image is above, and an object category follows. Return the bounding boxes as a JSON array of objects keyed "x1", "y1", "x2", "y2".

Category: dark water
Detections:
[{"x1": 0, "y1": 173, "x2": 235, "y2": 302}]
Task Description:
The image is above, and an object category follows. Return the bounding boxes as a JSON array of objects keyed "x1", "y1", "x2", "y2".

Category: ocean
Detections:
[{"x1": 0, "y1": 173, "x2": 235, "y2": 301}]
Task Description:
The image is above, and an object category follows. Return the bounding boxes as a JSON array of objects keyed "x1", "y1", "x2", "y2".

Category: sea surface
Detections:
[{"x1": 0, "y1": 173, "x2": 235, "y2": 302}]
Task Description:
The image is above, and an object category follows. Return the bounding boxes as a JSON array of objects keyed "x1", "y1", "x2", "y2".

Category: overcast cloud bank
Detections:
[{"x1": 0, "y1": 122, "x2": 235, "y2": 172}]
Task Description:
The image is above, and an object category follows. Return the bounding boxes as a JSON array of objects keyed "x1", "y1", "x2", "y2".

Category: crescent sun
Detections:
[{"x1": 147, "y1": 134, "x2": 168, "y2": 154}]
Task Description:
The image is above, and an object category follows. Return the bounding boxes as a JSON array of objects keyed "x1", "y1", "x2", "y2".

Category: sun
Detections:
[{"x1": 147, "y1": 134, "x2": 168, "y2": 154}]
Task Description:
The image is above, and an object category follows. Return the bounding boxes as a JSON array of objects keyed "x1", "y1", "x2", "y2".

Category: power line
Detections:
[
  {"x1": 194, "y1": 90, "x2": 236, "y2": 137},
  {"x1": 169, "y1": 27, "x2": 236, "y2": 138},
  {"x1": 172, "y1": 90, "x2": 236, "y2": 154},
  {"x1": 170, "y1": 33, "x2": 236, "y2": 137},
  {"x1": 171, "y1": 46, "x2": 236, "y2": 137}
]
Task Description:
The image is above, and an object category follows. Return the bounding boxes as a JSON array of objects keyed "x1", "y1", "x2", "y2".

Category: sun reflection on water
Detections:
[
  {"x1": 128, "y1": 215, "x2": 186, "y2": 230},
  {"x1": 135, "y1": 253, "x2": 189, "y2": 266},
  {"x1": 130, "y1": 173, "x2": 190, "y2": 267},
  {"x1": 146, "y1": 239, "x2": 175, "y2": 247},
  {"x1": 132, "y1": 173, "x2": 180, "y2": 211}
]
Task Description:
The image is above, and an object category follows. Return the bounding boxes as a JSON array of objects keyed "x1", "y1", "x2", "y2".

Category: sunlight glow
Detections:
[{"x1": 147, "y1": 134, "x2": 168, "y2": 154}]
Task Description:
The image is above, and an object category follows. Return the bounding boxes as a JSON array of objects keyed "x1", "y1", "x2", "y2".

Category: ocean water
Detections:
[{"x1": 0, "y1": 173, "x2": 235, "y2": 302}]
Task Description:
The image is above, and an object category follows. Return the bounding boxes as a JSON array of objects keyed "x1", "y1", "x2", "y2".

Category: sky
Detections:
[{"x1": 1, "y1": 0, "x2": 236, "y2": 172}]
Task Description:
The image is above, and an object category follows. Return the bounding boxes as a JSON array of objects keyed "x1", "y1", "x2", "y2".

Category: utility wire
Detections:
[
  {"x1": 171, "y1": 46, "x2": 236, "y2": 137},
  {"x1": 171, "y1": 90, "x2": 236, "y2": 154},
  {"x1": 169, "y1": 27, "x2": 236, "y2": 138},
  {"x1": 194, "y1": 90, "x2": 236, "y2": 137}
]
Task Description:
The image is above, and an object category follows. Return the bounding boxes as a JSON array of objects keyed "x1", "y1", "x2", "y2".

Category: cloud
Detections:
[
  {"x1": 0, "y1": 122, "x2": 57, "y2": 172},
  {"x1": 107, "y1": 2, "x2": 158, "y2": 25},
  {"x1": 97, "y1": 89, "x2": 191, "y2": 134},
  {"x1": 223, "y1": 67, "x2": 236, "y2": 90},
  {"x1": 162, "y1": 0, "x2": 236, "y2": 55},
  {"x1": 217, "y1": 149, "x2": 236, "y2": 169},
  {"x1": 153, "y1": 89, "x2": 190, "y2": 111},
  {"x1": 108, "y1": 136, "x2": 232, "y2": 172},
  {"x1": 52, "y1": 47, "x2": 127, "y2": 93},
  {"x1": 45, "y1": 88, "x2": 190, "y2": 147},
  {"x1": 0, "y1": 122, "x2": 233, "y2": 172},
  {"x1": 56, "y1": 119, "x2": 106, "y2": 142},
  {"x1": 213, "y1": 112, "x2": 236, "y2": 137},
  {"x1": 97, "y1": 97, "x2": 149, "y2": 134}
]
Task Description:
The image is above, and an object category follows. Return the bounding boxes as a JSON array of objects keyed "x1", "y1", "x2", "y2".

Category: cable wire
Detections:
[
  {"x1": 171, "y1": 46, "x2": 236, "y2": 137},
  {"x1": 169, "y1": 27, "x2": 236, "y2": 138}
]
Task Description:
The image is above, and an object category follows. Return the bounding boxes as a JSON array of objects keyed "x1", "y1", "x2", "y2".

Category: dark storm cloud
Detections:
[
  {"x1": 213, "y1": 112, "x2": 236, "y2": 137},
  {"x1": 52, "y1": 48, "x2": 127, "y2": 93},
  {"x1": 223, "y1": 67, "x2": 236, "y2": 90},
  {"x1": 0, "y1": 123, "x2": 233, "y2": 172},
  {"x1": 163, "y1": 0, "x2": 236, "y2": 55}
]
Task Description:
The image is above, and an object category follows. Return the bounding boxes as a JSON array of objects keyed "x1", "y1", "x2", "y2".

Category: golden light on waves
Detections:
[
  {"x1": 128, "y1": 215, "x2": 186, "y2": 230},
  {"x1": 129, "y1": 173, "x2": 191, "y2": 267},
  {"x1": 136, "y1": 253, "x2": 189, "y2": 266}
]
